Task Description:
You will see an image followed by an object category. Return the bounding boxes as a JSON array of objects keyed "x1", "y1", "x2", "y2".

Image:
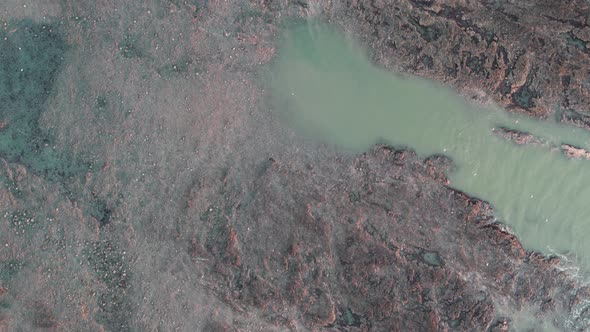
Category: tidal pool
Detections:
[{"x1": 269, "y1": 22, "x2": 590, "y2": 272}]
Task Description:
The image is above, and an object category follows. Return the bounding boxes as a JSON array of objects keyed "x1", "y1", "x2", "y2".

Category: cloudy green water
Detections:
[{"x1": 270, "y1": 22, "x2": 590, "y2": 273}]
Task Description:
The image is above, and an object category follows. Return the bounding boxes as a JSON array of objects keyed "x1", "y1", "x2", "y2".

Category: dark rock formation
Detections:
[
  {"x1": 182, "y1": 145, "x2": 588, "y2": 331},
  {"x1": 328, "y1": 0, "x2": 590, "y2": 120},
  {"x1": 489, "y1": 126, "x2": 590, "y2": 163},
  {"x1": 492, "y1": 126, "x2": 544, "y2": 145},
  {"x1": 559, "y1": 108, "x2": 590, "y2": 131},
  {"x1": 490, "y1": 127, "x2": 590, "y2": 161},
  {"x1": 1, "y1": 1, "x2": 589, "y2": 331},
  {"x1": 561, "y1": 143, "x2": 590, "y2": 160}
]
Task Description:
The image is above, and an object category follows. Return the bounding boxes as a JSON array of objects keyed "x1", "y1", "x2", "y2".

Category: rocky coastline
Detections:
[{"x1": 0, "y1": 1, "x2": 589, "y2": 331}]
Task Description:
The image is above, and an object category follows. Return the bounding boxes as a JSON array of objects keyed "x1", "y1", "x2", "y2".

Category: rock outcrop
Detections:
[
  {"x1": 492, "y1": 126, "x2": 545, "y2": 145},
  {"x1": 1, "y1": 1, "x2": 589, "y2": 331},
  {"x1": 329, "y1": 0, "x2": 590, "y2": 122},
  {"x1": 561, "y1": 143, "x2": 590, "y2": 160}
]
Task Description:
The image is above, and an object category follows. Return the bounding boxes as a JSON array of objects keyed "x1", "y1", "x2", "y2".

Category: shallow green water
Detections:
[{"x1": 270, "y1": 22, "x2": 590, "y2": 271}]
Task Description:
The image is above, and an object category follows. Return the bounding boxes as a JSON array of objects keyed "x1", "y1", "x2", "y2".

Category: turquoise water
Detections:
[{"x1": 269, "y1": 22, "x2": 590, "y2": 271}]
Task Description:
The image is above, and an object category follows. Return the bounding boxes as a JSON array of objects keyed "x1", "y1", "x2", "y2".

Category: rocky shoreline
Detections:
[
  {"x1": 327, "y1": 0, "x2": 590, "y2": 123},
  {"x1": 492, "y1": 126, "x2": 545, "y2": 146},
  {"x1": 491, "y1": 126, "x2": 590, "y2": 161},
  {"x1": 0, "y1": 1, "x2": 589, "y2": 331}
]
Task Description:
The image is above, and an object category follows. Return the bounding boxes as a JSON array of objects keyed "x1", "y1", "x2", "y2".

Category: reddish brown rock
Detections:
[
  {"x1": 492, "y1": 127, "x2": 545, "y2": 145},
  {"x1": 325, "y1": 0, "x2": 590, "y2": 121},
  {"x1": 179, "y1": 145, "x2": 589, "y2": 331},
  {"x1": 561, "y1": 143, "x2": 590, "y2": 160},
  {"x1": 1, "y1": 1, "x2": 590, "y2": 331}
]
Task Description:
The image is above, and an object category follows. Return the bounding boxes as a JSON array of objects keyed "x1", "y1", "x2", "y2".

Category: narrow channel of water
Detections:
[{"x1": 269, "y1": 22, "x2": 590, "y2": 272}]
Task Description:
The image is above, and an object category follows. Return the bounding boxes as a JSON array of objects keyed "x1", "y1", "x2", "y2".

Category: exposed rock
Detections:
[
  {"x1": 488, "y1": 318, "x2": 510, "y2": 332},
  {"x1": 1, "y1": 1, "x2": 589, "y2": 331},
  {"x1": 296, "y1": 0, "x2": 310, "y2": 9},
  {"x1": 561, "y1": 144, "x2": 590, "y2": 160},
  {"x1": 180, "y1": 145, "x2": 589, "y2": 331},
  {"x1": 328, "y1": 0, "x2": 590, "y2": 119},
  {"x1": 492, "y1": 126, "x2": 544, "y2": 145},
  {"x1": 491, "y1": 127, "x2": 590, "y2": 162},
  {"x1": 559, "y1": 109, "x2": 590, "y2": 131}
]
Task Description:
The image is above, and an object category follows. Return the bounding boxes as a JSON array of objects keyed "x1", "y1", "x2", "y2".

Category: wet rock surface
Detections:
[
  {"x1": 0, "y1": 0, "x2": 589, "y2": 331},
  {"x1": 492, "y1": 127, "x2": 544, "y2": 145},
  {"x1": 490, "y1": 127, "x2": 590, "y2": 162},
  {"x1": 328, "y1": 0, "x2": 590, "y2": 120},
  {"x1": 559, "y1": 108, "x2": 590, "y2": 131},
  {"x1": 561, "y1": 144, "x2": 590, "y2": 160}
]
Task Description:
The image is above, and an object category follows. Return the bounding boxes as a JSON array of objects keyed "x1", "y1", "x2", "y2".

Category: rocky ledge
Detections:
[
  {"x1": 492, "y1": 126, "x2": 545, "y2": 145},
  {"x1": 561, "y1": 144, "x2": 590, "y2": 160},
  {"x1": 490, "y1": 126, "x2": 590, "y2": 160},
  {"x1": 181, "y1": 145, "x2": 589, "y2": 331},
  {"x1": 329, "y1": 0, "x2": 590, "y2": 126},
  {"x1": 1, "y1": 1, "x2": 589, "y2": 330}
]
